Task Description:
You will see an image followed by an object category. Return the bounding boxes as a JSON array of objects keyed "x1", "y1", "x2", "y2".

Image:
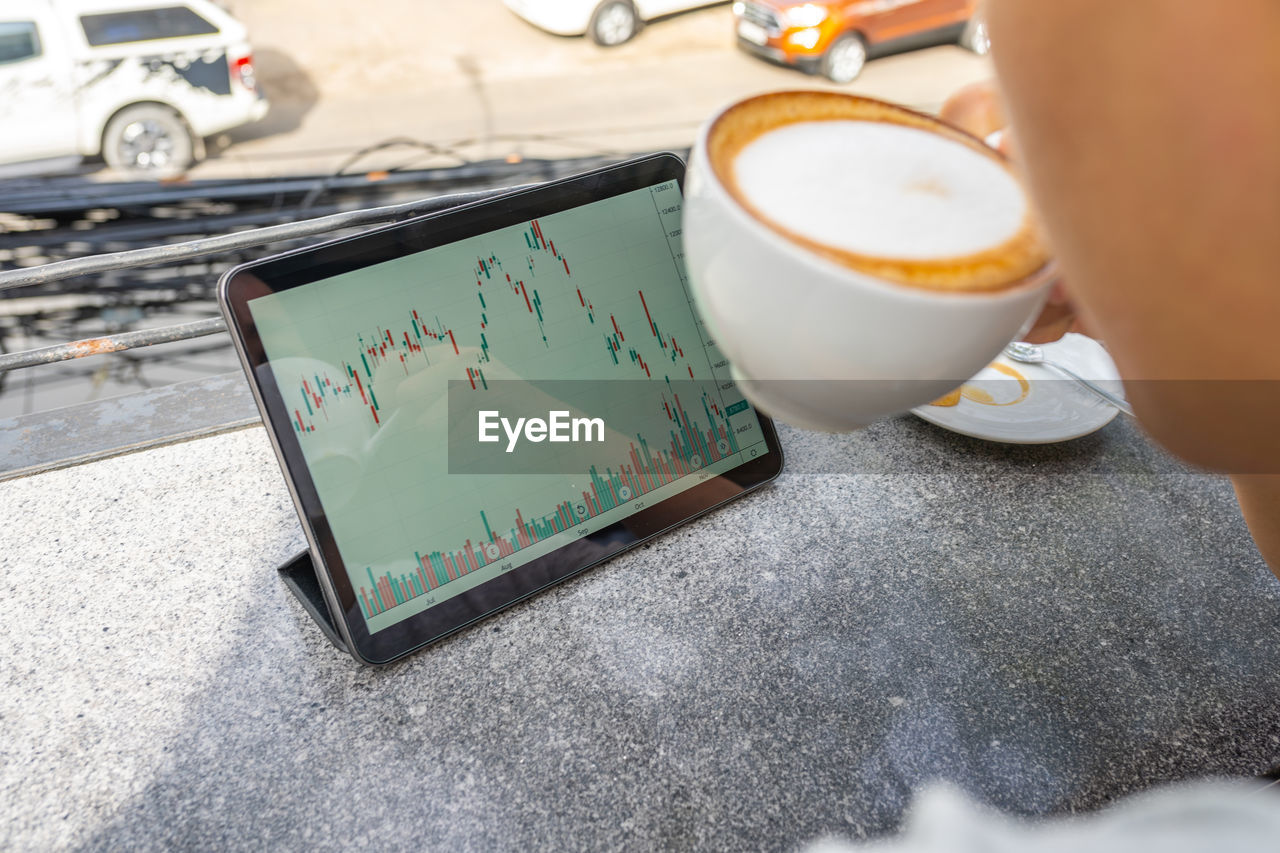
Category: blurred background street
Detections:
[
  {"x1": 203, "y1": 0, "x2": 991, "y2": 177},
  {"x1": 0, "y1": 0, "x2": 992, "y2": 418}
]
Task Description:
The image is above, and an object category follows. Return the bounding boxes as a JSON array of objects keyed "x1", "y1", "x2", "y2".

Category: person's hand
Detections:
[
  {"x1": 940, "y1": 82, "x2": 1091, "y2": 344},
  {"x1": 1023, "y1": 280, "x2": 1090, "y2": 344},
  {"x1": 938, "y1": 80, "x2": 1009, "y2": 148}
]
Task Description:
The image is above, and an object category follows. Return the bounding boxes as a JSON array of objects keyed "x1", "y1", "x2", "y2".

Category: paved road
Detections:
[
  {"x1": 200, "y1": 0, "x2": 993, "y2": 178},
  {"x1": 0, "y1": 2, "x2": 993, "y2": 417}
]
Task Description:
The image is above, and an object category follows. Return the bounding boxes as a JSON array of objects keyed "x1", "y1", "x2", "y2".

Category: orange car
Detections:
[{"x1": 733, "y1": 0, "x2": 988, "y2": 83}]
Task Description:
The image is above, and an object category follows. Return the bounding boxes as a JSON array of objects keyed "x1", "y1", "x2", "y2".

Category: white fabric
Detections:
[{"x1": 807, "y1": 782, "x2": 1280, "y2": 853}]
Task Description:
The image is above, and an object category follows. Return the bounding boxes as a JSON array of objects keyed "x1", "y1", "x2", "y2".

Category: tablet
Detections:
[{"x1": 219, "y1": 154, "x2": 783, "y2": 664}]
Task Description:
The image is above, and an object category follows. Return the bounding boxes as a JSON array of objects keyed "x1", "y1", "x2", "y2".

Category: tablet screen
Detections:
[{"x1": 244, "y1": 176, "x2": 773, "y2": 637}]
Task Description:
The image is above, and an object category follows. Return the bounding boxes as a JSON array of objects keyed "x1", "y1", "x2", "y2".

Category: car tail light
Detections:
[{"x1": 230, "y1": 54, "x2": 257, "y2": 92}]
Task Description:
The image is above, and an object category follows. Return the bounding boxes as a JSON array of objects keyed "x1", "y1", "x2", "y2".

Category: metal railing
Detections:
[{"x1": 0, "y1": 187, "x2": 510, "y2": 373}]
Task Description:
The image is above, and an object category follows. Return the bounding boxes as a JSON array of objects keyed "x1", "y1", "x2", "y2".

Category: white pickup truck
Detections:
[{"x1": 0, "y1": 0, "x2": 267, "y2": 178}]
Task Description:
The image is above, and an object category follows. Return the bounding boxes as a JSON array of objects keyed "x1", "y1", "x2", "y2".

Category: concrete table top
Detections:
[{"x1": 3, "y1": 413, "x2": 1279, "y2": 851}]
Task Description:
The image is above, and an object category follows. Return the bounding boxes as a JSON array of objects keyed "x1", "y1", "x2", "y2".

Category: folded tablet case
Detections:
[{"x1": 278, "y1": 550, "x2": 349, "y2": 653}]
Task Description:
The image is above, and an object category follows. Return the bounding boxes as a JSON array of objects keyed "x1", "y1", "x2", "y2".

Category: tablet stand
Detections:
[{"x1": 277, "y1": 550, "x2": 350, "y2": 653}]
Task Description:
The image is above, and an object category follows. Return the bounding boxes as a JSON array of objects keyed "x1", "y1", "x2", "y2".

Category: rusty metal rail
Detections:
[
  {"x1": 0, "y1": 186, "x2": 514, "y2": 373},
  {"x1": 0, "y1": 318, "x2": 228, "y2": 372},
  {"x1": 0, "y1": 188, "x2": 507, "y2": 292}
]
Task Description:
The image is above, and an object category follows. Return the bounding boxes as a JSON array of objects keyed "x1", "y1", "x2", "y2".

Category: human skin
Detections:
[
  {"x1": 1235, "y1": 477, "x2": 1280, "y2": 576},
  {"x1": 938, "y1": 84, "x2": 1085, "y2": 346},
  {"x1": 982, "y1": 0, "x2": 1280, "y2": 574}
]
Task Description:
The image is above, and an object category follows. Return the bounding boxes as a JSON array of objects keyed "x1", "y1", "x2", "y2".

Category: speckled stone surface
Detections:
[{"x1": 2, "y1": 415, "x2": 1279, "y2": 851}]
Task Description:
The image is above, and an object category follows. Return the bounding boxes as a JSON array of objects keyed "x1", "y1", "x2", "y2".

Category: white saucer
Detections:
[{"x1": 911, "y1": 334, "x2": 1126, "y2": 444}]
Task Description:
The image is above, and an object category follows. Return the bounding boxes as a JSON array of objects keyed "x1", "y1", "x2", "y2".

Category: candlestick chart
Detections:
[
  {"x1": 286, "y1": 215, "x2": 702, "y2": 435},
  {"x1": 248, "y1": 181, "x2": 768, "y2": 632}
]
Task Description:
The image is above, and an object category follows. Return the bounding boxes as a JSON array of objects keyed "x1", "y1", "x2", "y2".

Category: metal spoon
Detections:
[{"x1": 1003, "y1": 342, "x2": 1134, "y2": 417}]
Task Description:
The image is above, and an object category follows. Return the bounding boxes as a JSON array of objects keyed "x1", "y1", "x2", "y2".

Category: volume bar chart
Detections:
[{"x1": 357, "y1": 388, "x2": 743, "y2": 617}]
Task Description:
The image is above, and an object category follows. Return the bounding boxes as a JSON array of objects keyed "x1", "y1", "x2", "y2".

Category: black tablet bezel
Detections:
[{"x1": 219, "y1": 153, "x2": 784, "y2": 664}]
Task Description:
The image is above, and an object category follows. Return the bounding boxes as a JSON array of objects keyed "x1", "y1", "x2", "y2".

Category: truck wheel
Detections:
[
  {"x1": 961, "y1": 16, "x2": 990, "y2": 55},
  {"x1": 102, "y1": 104, "x2": 195, "y2": 177},
  {"x1": 589, "y1": 1, "x2": 639, "y2": 46},
  {"x1": 823, "y1": 34, "x2": 867, "y2": 83}
]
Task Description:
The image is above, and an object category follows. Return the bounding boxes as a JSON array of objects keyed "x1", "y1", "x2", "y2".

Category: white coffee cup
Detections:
[{"x1": 683, "y1": 91, "x2": 1056, "y2": 432}]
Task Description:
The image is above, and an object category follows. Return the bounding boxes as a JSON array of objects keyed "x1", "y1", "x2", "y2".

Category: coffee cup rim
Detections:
[{"x1": 693, "y1": 90, "x2": 1054, "y2": 302}]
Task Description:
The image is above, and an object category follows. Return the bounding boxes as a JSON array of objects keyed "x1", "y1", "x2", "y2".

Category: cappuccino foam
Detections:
[
  {"x1": 734, "y1": 121, "x2": 1028, "y2": 262},
  {"x1": 708, "y1": 92, "x2": 1050, "y2": 292}
]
